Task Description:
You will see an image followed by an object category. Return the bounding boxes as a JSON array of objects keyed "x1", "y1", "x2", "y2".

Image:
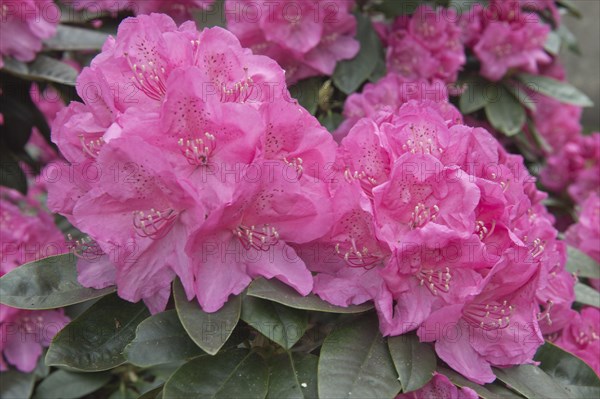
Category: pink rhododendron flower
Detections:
[
  {"x1": 226, "y1": 0, "x2": 360, "y2": 84},
  {"x1": 396, "y1": 373, "x2": 478, "y2": 399},
  {"x1": 69, "y1": 0, "x2": 214, "y2": 22},
  {"x1": 554, "y1": 307, "x2": 600, "y2": 375},
  {"x1": 0, "y1": 188, "x2": 70, "y2": 372},
  {"x1": 335, "y1": 72, "x2": 456, "y2": 140},
  {"x1": 566, "y1": 193, "x2": 600, "y2": 291},
  {"x1": 0, "y1": 0, "x2": 59, "y2": 67},
  {"x1": 305, "y1": 99, "x2": 566, "y2": 383},
  {"x1": 468, "y1": 0, "x2": 551, "y2": 81},
  {"x1": 385, "y1": 5, "x2": 465, "y2": 83},
  {"x1": 541, "y1": 133, "x2": 600, "y2": 201},
  {"x1": 25, "y1": 84, "x2": 64, "y2": 163},
  {"x1": 48, "y1": 14, "x2": 335, "y2": 314}
]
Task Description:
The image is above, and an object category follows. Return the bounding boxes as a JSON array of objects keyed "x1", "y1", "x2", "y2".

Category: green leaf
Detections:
[
  {"x1": 318, "y1": 314, "x2": 401, "y2": 399},
  {"x1": 566, "y1": 246, "x2": 600, "y2": 279},
  {"x1": 173, "y1": 279, "x2": 240, "y2": 356},
  {"x1": 267, "y1": 353, "x2": 318, "y2": 399},
  {"x1": 505, "y1": 83, "x2": 537, "y2": 112},
  {"x1": 516, "y1": 73, "x2": 593, "y2": 107},
  {"x1": 44, "y1": 25, "x2": 109, "y2": 51},
  {"x1": 2, "y1": 56, "x2": 78, "y2": 85},
  {"x1": 0, "y1": 253, "x2": 116, "y2": 310},
  {"x1": 0, "y1": 370, "x2": 36, "y2": 399},
  {"x1": 493, "y1": 365, "x2": 573, "y2": 399},
  {"x1": 289, "y1": 78, "x2": 322, "y2": 115},
  {"x1": 333, "y1": 13, "x2": 383, "y2": 94},
  {"x1": 108, "y1": 388, "x2": 138, "y2": 399},
  {"x1": 46, "y1": 293, "x2": 150, "y2": 371},
  {"x1": 241, "y1": 296, "x2": 308, "y2": 350},
  {"x1": 163, "y1": 349, "x2": 268, "y2": 399},
  {"x1": 557, "y1": 25, "x2": 580, "y2": 55},
  {"x1": 138, "y1": 387, "x2": 164, "y2": 399},
  {"x1": 557, "y1": 0, "x2": 582, "y2": 18},
  {"x1": 0, "y1": 149, "x2": 27, "y2": 194},
  {"x1": 247, "y1": 278, "x2": 372, "y2": 314},
  {"x1": 318, "y1": 112, "x2": 344, "y2": 133},
  {"x1": 125, "y1": 310, "x2": 204, "y2": 367},
  {"x1": 535, "y1": 341, "x2": 600, "y2": 398},
  {"x1": 438, "y1": 367, "x2": 524, "y2": 399},
  {"x1": 33, "y1": 370, "x2": 112, "y2": 399},
  {"x1": 388, "y1": 334, "x2": 436, "y2": 393},
  {"x1": 574, "y1": 282, "x2": 600, "y2": 308},
  {"x1": 459, "y1": 76, "x2": 492, "y2": 114},
  {"x1": 193, "y1": 0, "x2": 226, "y2": 29},
  {"x1": 544, "y1": 31, "x2": 562, "y2": 55},
  {"x1": 485, "y1": 85, "x2": 526, "y2": 136}
]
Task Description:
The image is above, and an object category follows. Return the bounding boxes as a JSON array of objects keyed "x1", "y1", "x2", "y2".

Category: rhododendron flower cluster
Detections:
[
  {"x1": 69, "y1": 0, "x2": 214, "y2": 22},
  {"x1": 47, "y1": 13, "x2": 336, "y2": 314},
  {"x1": 0, "y1": 188, "x2": 69, "y2": 372},
  {"x1": 226, "y1": 0, "x2": 360, "y2": 84},
  {"x1": 553, "y1": 307, "x2": 600, "y2": 375},
  {"x1": 380, "y1": 5, "x2": 465, "y2": 83},
  {"x1": 334, "y1": 71, "x2": 460, "y2": 140},
  {"x1": 0, "y1": 0, "x2": 59, "y2": 67},
  {"x1": 464, "y1": 0, "x2": 551, "y2": 81},
  {"x1": 304, "y1": 100, "x2": 570, "y2": 384}
]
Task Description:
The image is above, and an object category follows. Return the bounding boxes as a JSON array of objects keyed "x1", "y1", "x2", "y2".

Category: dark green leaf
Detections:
[
  {"x1": 388, "y1": 334, "x2": 436, "y2": 393},
  {"x1": 333, "y1": 13, "x2": 383, "y2": 94},
  {"x1": 46, "y1": 293, "x2": 150, "y2": 371},
  {"x1": 247, "y1": 278, "x2": 372, "y2": 314},
  {"x1": 557, "y1": 0, "x2": 582, "y2": 18},
  {"x1": 289, "y1": 78, "x2": 322, "y2": 115},
  {"x1": 485, "y1": 85, "x2": 526, "y2": 136},
  {"x1": 173, "y1": 279, "x2": 240, "y2": 356},
  {"x1": 0, "y1": 253, "x2": 115, "y2": 310},
  {"x1": 3, "y1": 56, "x2": 78, "y2": 85},
  {"x1": 493, "y1": 365, "x2": 573, "y2": 399},
  {"x1": 438, "y1": 367, "x2": 524, "y2": 399},
  {"x1": 193, "y1": 0, "x2": 226, "y2": 29},
  {"x1": 566, "y1": 246, "x2": 600, "y2": 279},
  {"x1": 318, "y1": 314, "x2": 401, "y2": 399},
  {"x1": 0, "y1": 370, "x2": 36, "y2": 399},
  {"x1": 535, "y1": 341, "x2": 600, "y2": 398},
  {"x1": 0, "y1": 149, "x2": 27, "y2": 194},
  {"x1": 505, "y1": 83, "x2": 537, "y2": 112},
  {"x1": 44, "y1": 25, "x2": 109, "y2": 51},
  {"x1": 163, "y1": 349, "x2": 268, "y2": 399},
  {"x1": 369, "y1": 54, "x2": 387, "y2": 83},
  {"x1": 318, "y1": 112, "x2": 344, "y2": 133},
  {"x1": 137, "y1": 387, "x2": 164, "y2": 399},
  {"x1": 267, "y1": 353, "x2": 318, "y2": 399},
  {"x1": 517, "y1": 73, "x2": 593, "y2": 107},
  {"x1": 241, "y1": 296, "x2": 307, "y2": 350},
  {"x1": 108, "y1": 388, "x2": 138, "y2": 399},
  {"x1": 374, "y1": 0, "x2": 420, "y2": 18},
  {"x1": 575, "y1": 282, "x2": 600, "y2": 308},
  {"x1": 459, "y1": 76, "x2": 492, "y2": 114},
  {"x1": 125, "y1": 310, "x2": 204, "y2": 367},
  {"x1": 33, "y1": 370, "x2": 112, "y2": 399}
]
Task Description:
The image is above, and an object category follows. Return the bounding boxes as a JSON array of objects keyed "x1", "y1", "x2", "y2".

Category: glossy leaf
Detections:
[
  {"x1": 438, "y1": 367, "x2": 524, "y2": 399},
  {"x1": 247, "y1": 278, "x2": 373, "y2": 313},
  {"x1": 0, "y1": 254, "x2": 115, "y2": 310},
  {"x1": 318, "y1": 314, "x2": 401, "y2": 398},
  {"x1": 44, "y1": 25, "x2": 109, "y2": 51},
  {"x1": 493, "y1": 365, "x2": 573, "y2": 399},
  {"x1": 459, "y1": 76, "x2": 491, "y2": 114},
  {"x1": 138, "y1": 387, "x2": 164, "y2": 399},
  {"x1": 173, "y1": 279, "x2": 240, "y2": 356},
  {"x1": 33, "y1": 370, "x2": 112, "y2": 399},
  {"x1": 574, "y1": 282, "x2": 600, "y2": 308},
  {"x1": 535, "y1": 341, "x2": 600, "y2": 398},
  {"x1": 485, "y1": 85, "x2": 526, "y2": 136},
  {"x1": 125, "y1": 310, "x2": 204, "y2": 367},
  {"x1": 388, "y1": 334, "x2": 436, "y2": 393},
  {"x1": 267, "y1": 353, "x2": 318, "y2": 399},
  {"x1": 566, "y1": 246, "x2": 600, "y2": 279},
  {"x1": 0, "y1": 370, "x2": 36, "y2": 399},
  {"x1": 46, "y1": 294, "x2": 150, "y2": 371},
  {"x1": 241, "y1": 296, "x2": 308, "y2": 350},
  {"x1": 544, "y1": 31, "x2": 562, "y2": 55},
  {"x1": 517, "y1": 73, "x2": 593, "y2": 107},
  {"x1": 2, "y1": 56, "x2": 78, "y2": 85},
  {"x1": 163, "y1": 349, "x2": 268, "y2": 399},
  {"x1": 333, "y1": 13, "x2": 383, "y2": 94}
]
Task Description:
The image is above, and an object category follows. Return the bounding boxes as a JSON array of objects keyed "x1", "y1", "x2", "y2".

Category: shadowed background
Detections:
[{"x1": 563, "y1": 0, "x2": 600, "y2": 128}]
